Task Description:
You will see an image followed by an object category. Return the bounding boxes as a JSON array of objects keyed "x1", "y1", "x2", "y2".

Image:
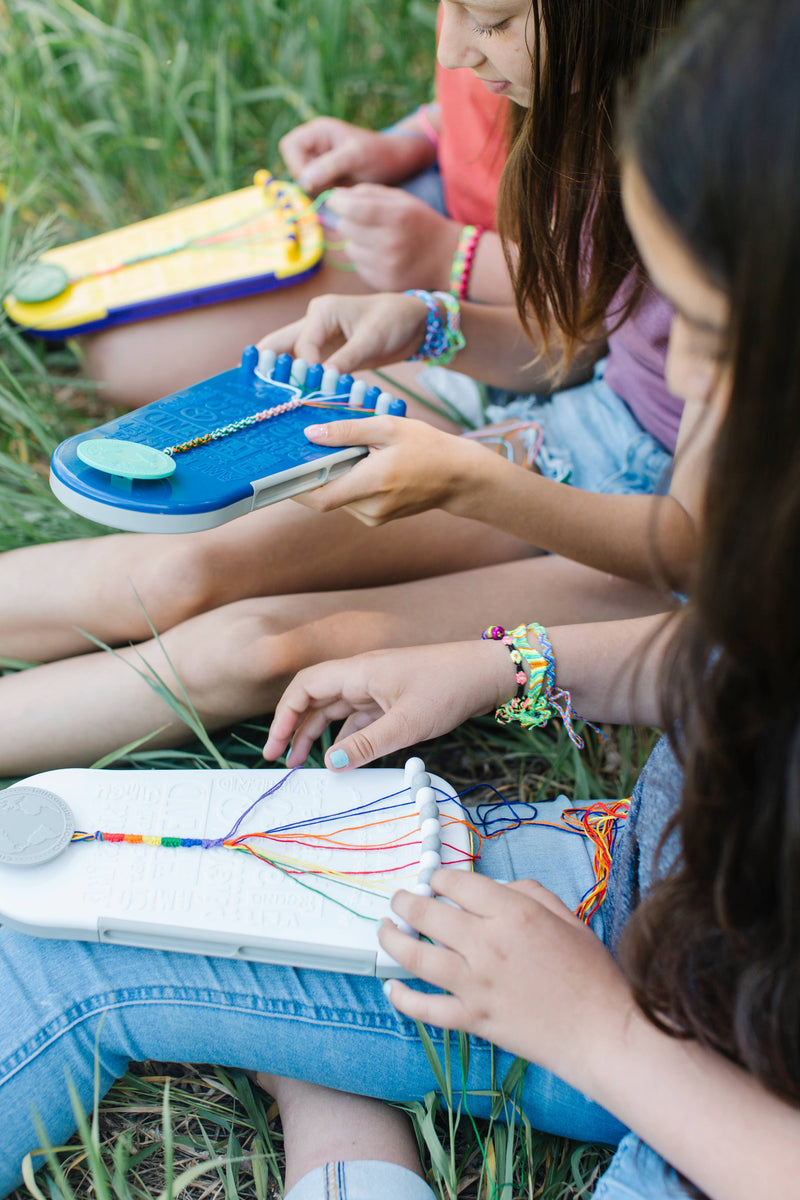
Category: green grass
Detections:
[{"x1": 0, "y1": 1, "x2": 653, "y2": 1194}]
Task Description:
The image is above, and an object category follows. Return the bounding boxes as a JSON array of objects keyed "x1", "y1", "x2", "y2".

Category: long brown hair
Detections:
[
  {"x1": 620, "y1": 0, "x2": 800, "y2": 1102},
  {"x1": 498, "y1": 0, "x2": 684, "y2": 368}
]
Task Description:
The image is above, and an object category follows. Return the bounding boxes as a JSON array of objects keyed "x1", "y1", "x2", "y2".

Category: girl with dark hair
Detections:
[
  {"x1": 1, "y1": 1, "x2": 799, "y2": 1191},
  {"x1": 0, "y1": 0, "x2": 695, "y2": 775}
]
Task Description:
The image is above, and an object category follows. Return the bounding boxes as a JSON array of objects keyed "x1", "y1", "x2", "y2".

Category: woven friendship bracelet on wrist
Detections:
[
  {"x1": 481, "y1": 623, "x2": 605, "y2": 748},
  {"x1": 449, "y1": 224, "x2": 484, "y2": 300},
  {"x1": 405, "y1": 289, "x2": 466, "y2": 367}
]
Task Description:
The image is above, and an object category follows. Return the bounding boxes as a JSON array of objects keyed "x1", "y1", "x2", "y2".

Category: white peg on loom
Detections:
[
  {"x1": 348, "y1": 379, "x2": 367, "y2": 408},
  {"x1": 420, "y1": 848, "x2": 442, "y2": 873},
  {"x1": 374, "y1": 391, "x2": 393, "y2": 414},
  {"x1": 404, "y1": 757, "x2": 425, "y2": 786},
  {"x1": 321, "y1": 366, "x2": 340, "y2": 395},
  {"x1": 415, "y1": 786, "x2": 438, "y2": 819},
  {"x1": 290, "y1": 357, "x2": 308, "y2": 387},
  {"x1": 258, "y1": 348, "x2": 277, "y2": 376},
  {"x1": 420, "y1": 817, "x2": 441, "y2": 842}
]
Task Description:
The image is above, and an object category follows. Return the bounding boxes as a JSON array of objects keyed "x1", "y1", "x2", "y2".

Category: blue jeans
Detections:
[
  {"x1": 421, "y1": 359, "x2": 673, "y2": 496},
  {"x1": 0, "y1": 795, "x2": 687, "y2": 1199}
]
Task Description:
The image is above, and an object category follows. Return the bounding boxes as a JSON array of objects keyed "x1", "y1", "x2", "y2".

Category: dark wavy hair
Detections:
[
  {"x1": 497, "y1": 0, "x2": 685, "y2": 369},
  {"x1": 619, "y1": 0, "x2": 800, "y2": 1103}
]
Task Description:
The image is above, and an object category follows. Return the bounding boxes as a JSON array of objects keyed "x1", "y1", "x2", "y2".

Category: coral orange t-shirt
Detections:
[{"x1": 436, "y1": 61, "x2": 508, "y2": 231}]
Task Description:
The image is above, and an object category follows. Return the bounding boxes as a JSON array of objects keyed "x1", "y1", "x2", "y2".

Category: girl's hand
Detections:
[
  {"x1": 263, "y1": 640, "x2": 517, "y2": 769},
  {"x1": 258, "y1": 292, "x2": 429, "y2": 376},
  {"x1": 380, "y1": 870, "x2": 633, "y2": 1091},
  {"x1": 295, "y1": 417, "x2": 494, "y2": 525},
  {"x1": 280, "y1": 117, "x2": 435, "y2": 194},
  {"x1": 323, "y1": 185, "x2": 461, "y2": 292}
]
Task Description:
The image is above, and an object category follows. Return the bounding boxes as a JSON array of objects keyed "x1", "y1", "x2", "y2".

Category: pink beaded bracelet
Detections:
[{"x1": 450, "y1": 224, "x2": 484, "y2": 300}]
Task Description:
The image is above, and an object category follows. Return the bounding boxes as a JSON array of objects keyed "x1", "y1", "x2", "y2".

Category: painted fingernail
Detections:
[
  {"x1": 382, "y1": 980, "x2": 393, "y2": 998},
  {"x1": 329, "y1": 748, "x2": 349, "y2": 769},
  {"x1": 304, "y1": 424, "x2": 325, "y2": 438}
]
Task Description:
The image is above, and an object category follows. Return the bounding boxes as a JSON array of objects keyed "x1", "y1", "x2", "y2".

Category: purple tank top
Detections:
[{"x1": 603, "y1": 280, "x2": 682, "y2": 454}]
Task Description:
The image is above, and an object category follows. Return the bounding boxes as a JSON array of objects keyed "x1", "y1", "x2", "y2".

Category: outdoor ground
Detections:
[{"x1": 0, "y1": 2, "x2": 653, "y2": 1195}]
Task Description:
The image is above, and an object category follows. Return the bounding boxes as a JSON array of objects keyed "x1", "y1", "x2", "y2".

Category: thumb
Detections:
[
  {"x1": 298, "y1": 144, "x2": 361, "y2": 192},
  {"x1": 303, "y1": 415, "x2": 390, "y2": 449},
  {"x1": 324, "y1": 706, "x2": 415, "y2": 770}
]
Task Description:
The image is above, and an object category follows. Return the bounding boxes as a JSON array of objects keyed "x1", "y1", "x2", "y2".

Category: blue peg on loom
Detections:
[
  {"x1": 305, "y1": 362, "x2": 324, "y2": 392},
  {"x1": 338, "y1": 374, "x2": 354, "y2": 397},
  {"x1": 364, "y1": 384, "x2": 381, "y2": 409},
  {"x1": 240, "y1": 344, "x2": 259, "y2": 376},
  {"x1": 273, "y1": 353, "x2": 293, "y2": 384},
  {"x1": 388, "y1": 397, "x2": 407, "y2": 416}
]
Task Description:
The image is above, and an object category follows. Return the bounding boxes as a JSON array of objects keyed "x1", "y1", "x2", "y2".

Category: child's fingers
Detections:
[
  {"x1": 264, "y1": 666, "x2": 356, "y2": 761},
  {"x1": 390, "y1": 888, "x2": 475, "y2": 953},
  {"x1": 319, "y1": 703, "x2": 420, "y2": 769},
  {"x1": 257, "y1": 318, "x2": 307, "y2": 356},
  {"x1": 303, "y1": 416, "x2": 394, "y2": 450},
  {"x1": 425, "y1": 867, "x2": 521, "y2": 918},
  {"x1": 283, "y1": 708, "x2": 344, "y2": 767},
  {"x1": 298, "y1": 145, "x2": 360, "y2": 193},
  {"x1": 378, "y1": 921, "x2": 465, "y2": 992},
  {"x1": 382, "y1": 977, "x2": 467, "y2": 1031}
]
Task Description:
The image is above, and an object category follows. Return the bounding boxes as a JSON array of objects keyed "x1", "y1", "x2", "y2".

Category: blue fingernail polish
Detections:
[{"x1": 329, "y1": 748, "x2": 349, "y2": 769}]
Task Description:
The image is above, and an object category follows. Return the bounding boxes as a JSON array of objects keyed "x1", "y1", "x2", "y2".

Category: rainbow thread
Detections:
[
  {"x1": 70, "y1": 772, "x2": 628, "y2": 925},
  {"x1": 161, "y1": 394, "x2": 380, "y2": 457},
  {"x1": 61, "y1": 172, "x2": 325, "y2": 290}
]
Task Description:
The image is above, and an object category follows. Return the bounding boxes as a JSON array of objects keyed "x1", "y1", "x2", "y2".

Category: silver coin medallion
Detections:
[{"x1": 0, "y1": 787, "x2": 75, "y2": 866}]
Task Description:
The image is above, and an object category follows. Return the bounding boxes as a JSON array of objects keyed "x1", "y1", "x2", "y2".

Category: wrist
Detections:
[
  {"x1": 476, "y1": 638, "x2": 525, "y2": 709},
  {"x1": 377, "y1": 128, "x2": 437, "y2": 179},
  {"x1": 449, "y1": 225, "x2": 485, "y2": 300}
]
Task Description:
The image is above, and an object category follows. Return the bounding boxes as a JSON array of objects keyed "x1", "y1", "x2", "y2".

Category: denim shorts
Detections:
[
  {"x1": 400, "y1": 163, "x2": 446, "y2": 214},
  {"x1": 421, "y1": 360, "x2": 673, "y2": 497}
]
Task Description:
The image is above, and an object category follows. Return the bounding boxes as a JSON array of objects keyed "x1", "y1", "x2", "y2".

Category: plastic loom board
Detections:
[
  {"x1": 3, "y1": 174, "x2": 324, "y2": 338},
  {"x1": 0, "y1": 763, "x2": 470, "y2": 978},
  {"x1": 50, "y1": 347, "x2": 407, "y2": 533}
]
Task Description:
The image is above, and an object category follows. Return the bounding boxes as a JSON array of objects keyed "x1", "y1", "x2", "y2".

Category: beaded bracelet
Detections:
[
  {"x1": 481, "y1": 626, "x2": 527, "y2": 704},
  {"x1": 481, "y1": 623, "x2": 605, "y2": 749},
  {"x1": 449, "y1": 224, "x2": 484, "y2": 300},
  {"x1": 405, "y1": 289, "x2": 466, "y2": 367},
  {"x1": 406, "y1": 289, "x2": 449, "y2": 361}
]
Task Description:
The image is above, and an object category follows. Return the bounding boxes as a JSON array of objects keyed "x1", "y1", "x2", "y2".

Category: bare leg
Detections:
[
  {"x1": 0, "y1": 502, "x2": 532, "y2": 663},
  {"x1": 256, "y1": 1073, "x2": 424, "y2": 1191},
  {"x1": 0, "y1": 555, "x2": 671, "y2": 774},
  {"x1": 80, "y1": 256, "x2": 374, "y2": 408},
  {"x1": 0, "y1": 360, "x2": 485, "y2": 663}
]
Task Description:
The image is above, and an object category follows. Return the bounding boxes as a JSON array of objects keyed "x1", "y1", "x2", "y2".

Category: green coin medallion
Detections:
[
  {"x1": 77, "y1": 438, "x2": 177, "y2": 480},
  {"x1": 12, "y1": 260, "x2": 71, "y2": 304}
]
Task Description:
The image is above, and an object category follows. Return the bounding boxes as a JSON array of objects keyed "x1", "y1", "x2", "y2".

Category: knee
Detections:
[{"x1": 128, "y1": 536, "x2": 238, "y2": 629}]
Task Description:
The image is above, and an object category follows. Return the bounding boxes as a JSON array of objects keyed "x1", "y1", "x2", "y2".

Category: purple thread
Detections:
[{"x1": 217, "y1": 769, "x2": 301, "y2": 843}]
